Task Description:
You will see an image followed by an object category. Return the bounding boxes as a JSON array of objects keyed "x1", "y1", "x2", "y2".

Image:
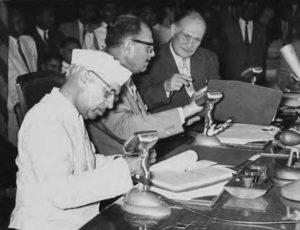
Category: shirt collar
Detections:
[
  {"x1": 239, "y1": 18, "x2": 253, "y2": 26},
  {"x1": 36, "y1": 25, "x2": 48, "y2": 39},
  {"x1": 169, "y1": 43, "x2": 190, "y2": 68}
]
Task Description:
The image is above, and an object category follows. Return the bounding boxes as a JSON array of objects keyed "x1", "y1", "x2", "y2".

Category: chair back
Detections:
[{"x1": 15, "y1": 70, "x2": 65, "y2": 124}]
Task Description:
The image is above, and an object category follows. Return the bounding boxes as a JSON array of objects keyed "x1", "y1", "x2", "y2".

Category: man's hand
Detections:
[
  {"x1": 191, "y1": 86, "x2": 207, "y2": 106},
  {"x1": 164, "y1": 73, "x2": 193, "y2": 92},
  {"x1": 123, "y1": 155, "x2": 141, "y2": 175},
  {"x1": 182, "y1": 101, "x2": 204, "y2": 119},
  {"x1": 186, "y1": 115, "x2": 201, "y2": 126}
]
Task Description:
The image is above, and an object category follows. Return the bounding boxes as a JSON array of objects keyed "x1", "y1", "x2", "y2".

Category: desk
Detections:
[{"x1": 81, "y1": 145, "x2": 300, "y2": 230}]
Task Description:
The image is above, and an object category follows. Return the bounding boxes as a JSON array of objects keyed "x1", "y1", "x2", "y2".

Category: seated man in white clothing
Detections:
[{"x1": 9, "y1": 49, "x2": 142, "y2": 230}]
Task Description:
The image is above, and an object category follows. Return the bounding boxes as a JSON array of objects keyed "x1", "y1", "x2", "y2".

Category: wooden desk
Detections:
[{"x1": 81, "y1": 145, "x2": 300, "y2": 230}]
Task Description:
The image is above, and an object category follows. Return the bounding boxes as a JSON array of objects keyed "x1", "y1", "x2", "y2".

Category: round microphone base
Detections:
[
  {"x1": 193, "y1": 133, "x2": 222, "y2": 147},
  {"x1": 122, "y1": 187, "x2": 171, "y2": 219}
]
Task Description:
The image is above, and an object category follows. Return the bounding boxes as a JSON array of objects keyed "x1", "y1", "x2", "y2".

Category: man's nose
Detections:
[
  {"x1": 186, "y1": 39, "x2": 194, "y2": 49},
  {"x1": 149, "y1": 49, "x2": 155, "y2": 58}
]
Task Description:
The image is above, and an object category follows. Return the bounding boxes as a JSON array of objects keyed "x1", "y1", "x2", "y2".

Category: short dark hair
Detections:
[
  {"x1": 105, "y1": 15, "x2": 145, "y2": 49},
  {"x1": 60, "y1": 37, "x2": 81, "y2": 49}
]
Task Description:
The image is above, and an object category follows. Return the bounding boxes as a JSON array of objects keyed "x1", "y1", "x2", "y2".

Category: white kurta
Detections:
[{"x1": 9, "y1": 88, "x2": 133, "y2": 230}]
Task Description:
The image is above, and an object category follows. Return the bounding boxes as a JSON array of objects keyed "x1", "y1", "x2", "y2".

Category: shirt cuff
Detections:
[{"x1": 177, "y1": 107, "x2": 185, "y2": 124}]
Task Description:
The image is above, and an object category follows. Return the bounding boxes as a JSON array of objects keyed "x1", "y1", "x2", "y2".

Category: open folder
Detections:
[
  {"x1": 150, "y1": 150, "x2": 234, "y2": 203},
  {"x1": 207, "y1": 80, "x2": 282, "y2": 125}
]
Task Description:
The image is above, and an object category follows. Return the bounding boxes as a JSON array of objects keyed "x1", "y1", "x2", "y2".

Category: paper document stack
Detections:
[
  {"x1": 150, "y1": 150, "x2": 234, "y2": 206},
  {"x1": 217, "y1": 123, "x2": 278, "y2": 145}
]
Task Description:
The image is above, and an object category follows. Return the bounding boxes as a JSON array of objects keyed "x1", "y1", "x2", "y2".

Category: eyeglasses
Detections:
[
  {"x1": 131, "y1": 39, "x2": 154, "y2": 54},
  {"x1": 88, "y1": 70, "x2": 118, "y2": 102}
]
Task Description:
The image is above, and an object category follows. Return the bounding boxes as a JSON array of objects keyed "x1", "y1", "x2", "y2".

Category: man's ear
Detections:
[
  {"x1": 79, "y1": 70, "x2": 91, "y2": 85},
  {"x1": 123, "y1": 39, "x2": 134, "y2": 55}
]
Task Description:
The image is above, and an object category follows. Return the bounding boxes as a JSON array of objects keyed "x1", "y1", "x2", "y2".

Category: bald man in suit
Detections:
[{"x1": 136, "y1": 10, "x2": 220, "y2": 113}]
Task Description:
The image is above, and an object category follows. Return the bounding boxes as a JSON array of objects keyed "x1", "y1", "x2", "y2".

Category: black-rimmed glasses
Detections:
[
  {"x1": 88, "y1": 70, "x2": 118, "y2": 102},
  {"x1": 131, "y1": 39, "x2": 154, "y2": 54}
]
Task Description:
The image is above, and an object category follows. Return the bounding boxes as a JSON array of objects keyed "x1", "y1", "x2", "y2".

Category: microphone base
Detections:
[{"x1": 122, "y1": 187, "x2": 171, "y2": 219}]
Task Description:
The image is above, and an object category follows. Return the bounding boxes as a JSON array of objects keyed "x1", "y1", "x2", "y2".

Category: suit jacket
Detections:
[
  {"x1": 8, "y1": 35, "x2": 38, "y2": 110},
  {"x1": 59, "y1": 20, "x2": 81, "y2": 44},
  {"x1": 87, "y1": 80, "x2": 184, "y2": 155},
  {"x1": 135, "y1": 43, "x2": 220, "y2": 113},
  {"x1": 29, "y1": 27, "x2": 63, "y2": 69},
  {"x1": 219, "y1": 19, "x2": 267, "y2": 85}
]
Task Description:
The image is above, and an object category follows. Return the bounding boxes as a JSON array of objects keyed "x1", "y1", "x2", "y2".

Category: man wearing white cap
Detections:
[
  {"x1": 88, "y1": 15, "x2": 205, "y2": 155},
  {"x1": 9, "y1": 49, "x2": 140, "y2": 230}
]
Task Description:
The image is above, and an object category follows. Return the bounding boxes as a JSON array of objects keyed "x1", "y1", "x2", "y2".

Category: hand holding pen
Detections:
[{"x1": 164, "y1": 73, "x2": 193, "y2": 93}]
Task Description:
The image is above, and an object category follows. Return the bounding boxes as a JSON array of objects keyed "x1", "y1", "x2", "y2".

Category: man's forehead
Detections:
[
  {"x1": 177, "y1": 18, "x2": 205, "y2": 36},
  {"x1": 138, "y1": 24, "x2": 154, "y2": 42}
]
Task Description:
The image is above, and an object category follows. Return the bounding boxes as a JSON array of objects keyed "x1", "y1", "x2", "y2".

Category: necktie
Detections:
[
  {"x1": 181, "y1": 58, "x2": 194, "y2": 97},
  {"x1": 244, "y1": 21, "x2": 250, "y2": 46},
  {"x1": 43, "y1": 30, "x2": 48, "y2": 44},
  {"x1": 230, "y1": 6, "x2": 236, "y2": 20},
  {"x1": 17, "y1": 39, "x2": 31, "y2": 72},
  {"x1": 128, "y1": 81, "x2": 145, "y2": 113}
]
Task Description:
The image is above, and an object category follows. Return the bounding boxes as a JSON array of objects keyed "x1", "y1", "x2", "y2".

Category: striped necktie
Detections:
[
  {"x1": 181, "y1": 58, "x2": 194, "y2": 97},
  {"x1": 128, "y1": 81, "x2": 145, "y2": 113}
]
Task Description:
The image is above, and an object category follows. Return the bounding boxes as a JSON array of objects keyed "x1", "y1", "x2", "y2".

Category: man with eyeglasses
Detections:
[
  {"x1": 136, "y1": 10, "x2": 220, "y2": 113},
  {"x1": 87, "y1": 15, "x2": 206, "y2": 156},
  {"x1": 9, "y1": 49, "x2": 141, "y2": 230}
]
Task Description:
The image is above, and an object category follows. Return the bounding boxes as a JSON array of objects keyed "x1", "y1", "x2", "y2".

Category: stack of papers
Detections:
[
  {"x1": 217, "y1": 123, "x2": 278, "y2": 145},
  {"x1": 150, "y1": 150, "x2": 234, "y2": 206}
]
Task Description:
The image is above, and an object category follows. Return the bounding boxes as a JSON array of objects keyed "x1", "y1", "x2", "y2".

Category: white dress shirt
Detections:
[
  {"x1": 170, "y1": 43, "x2": 195, "y2": 97},
  {"x1": 239, "y1": 18, "x2": 253, "y2": 43},
  {"x1": 9, "y1": 88, "x2": 133, "y2": 230}
]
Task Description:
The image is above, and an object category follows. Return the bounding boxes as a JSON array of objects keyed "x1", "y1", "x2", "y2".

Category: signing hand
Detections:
[
  {"x1": 123, "y1": 155, "x2": 141, "y2": 175},
  {"x1": 186, "y1": 115, "x2": 201, "y2": 126},
  {"x1": 164, "y1": 73, "x2": 193, "y2": 92}
]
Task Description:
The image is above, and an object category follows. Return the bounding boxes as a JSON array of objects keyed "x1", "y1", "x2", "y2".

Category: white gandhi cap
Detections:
[{"x1": 71, "y1": 49, "x2": 132, "y2": 90}]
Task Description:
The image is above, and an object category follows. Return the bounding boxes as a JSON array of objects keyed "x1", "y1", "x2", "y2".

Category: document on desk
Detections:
[
  {"x1": 150, "y1": 150, "x2": 234, "y2": 201},
  {"x1": 217, "y1": 123, "x2": 279, "y2": 145}
]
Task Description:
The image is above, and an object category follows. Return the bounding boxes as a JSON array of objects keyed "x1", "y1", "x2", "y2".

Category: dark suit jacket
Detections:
[
  {"x1": 28, "y1": 27, "x2": 63, "y2": 69},
  {"x1": 59, "y1": 20, "x2": 81, "y2": 42},
  {"x1": 219, "y1": 19, "x2": 267, "y2": 85},
  {"x1": 135, "y1": 43, "x2": 220, "y2": 113}
]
